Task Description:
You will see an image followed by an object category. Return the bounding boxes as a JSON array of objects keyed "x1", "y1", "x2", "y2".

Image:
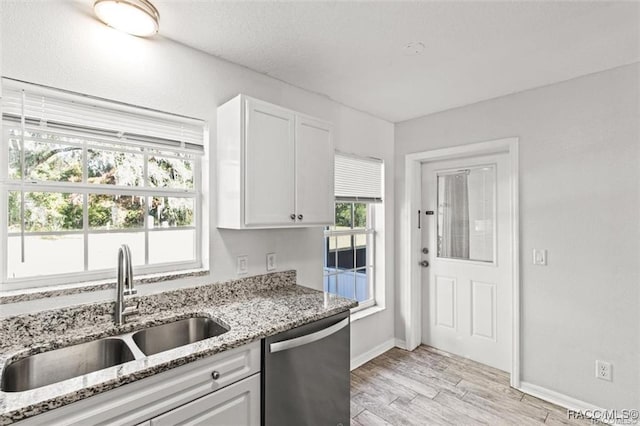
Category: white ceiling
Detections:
[{"x1": 156, "y1": 1, "x2": 640, "y2": 123}]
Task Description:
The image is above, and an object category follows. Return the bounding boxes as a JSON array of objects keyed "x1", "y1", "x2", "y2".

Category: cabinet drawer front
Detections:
[
  {"x1": 150, "y1": 374, "x2": 260, "y2": 426},
  {"x1": 16, "y1": 342, "x2": 260, "y2": 426}
]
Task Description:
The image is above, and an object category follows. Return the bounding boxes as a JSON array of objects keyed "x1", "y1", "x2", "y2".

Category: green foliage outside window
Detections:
[
  {"x1": 6, "y1": 130, "x2": 194, "y2": 233},
  {"x1": 335, "y1": 202, "x2": 366, "y2": 229},
  {"x1": 8, "y1": 191, "x2": 83, "y2": 232}
]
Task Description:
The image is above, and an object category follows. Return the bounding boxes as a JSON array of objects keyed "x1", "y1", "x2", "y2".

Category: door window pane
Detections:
[{"x1": 437, "y1": 166, "x2": 495, "y2": 262}]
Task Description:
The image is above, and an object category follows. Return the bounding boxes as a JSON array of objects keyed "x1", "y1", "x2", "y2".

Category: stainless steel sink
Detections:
[
  {"x1": 1, "y1": 317, "x2": 229, "y2": 392},
  {"x1": 132, "y1": 317, "x2": 229, "y2": 356},
  {"x1": 1, "y1": 338, "x2": 135, "y2": 392}
]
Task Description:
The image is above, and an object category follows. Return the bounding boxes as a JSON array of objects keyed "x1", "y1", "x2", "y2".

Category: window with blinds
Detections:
[
  {"x1": 324, "y1": 152, "x2": 384, "y2": 309},
  {"x1": 0, "y1": 78, "x2": 206, "y2": 289},
  {"x1": 334, "y1": 152, "x2": 383, "y2": 203}
]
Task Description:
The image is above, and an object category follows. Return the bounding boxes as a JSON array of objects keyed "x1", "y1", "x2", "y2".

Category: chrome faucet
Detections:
[{"x1": 115, "y1": 244, "x2": 139, "y2": 326}]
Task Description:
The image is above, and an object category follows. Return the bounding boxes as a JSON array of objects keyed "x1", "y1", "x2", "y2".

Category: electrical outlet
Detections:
[
  {"x1": 266, "y1": 253, "x2": 277, "y2": 271},
  {"x1": 237, "y1": 255, "x2": 249, "y2": 275},
  {"x1": 533, "y1": 249, "x2": 547, "y2": 266},
  {"x1": 595, "y1": 360, "x2": 612, "y2": 381}
]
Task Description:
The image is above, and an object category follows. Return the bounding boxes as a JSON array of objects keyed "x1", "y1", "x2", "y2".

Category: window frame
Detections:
[
  {"x1": 323, "y1": 202, "x2": 376, "y2": 311},
  {"x1": 0, "y1": 122, "x2": 204, "y2": 290}
]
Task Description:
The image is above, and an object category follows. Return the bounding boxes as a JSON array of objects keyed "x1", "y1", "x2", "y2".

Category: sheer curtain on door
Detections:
[{"x1": 438, "y1": 172, "x2": 470, "y2": 259}]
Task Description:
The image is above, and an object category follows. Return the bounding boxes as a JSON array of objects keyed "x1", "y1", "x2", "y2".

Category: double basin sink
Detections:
[{"x1": 1, "y1": 317, "x2": 229, "y2": 393}]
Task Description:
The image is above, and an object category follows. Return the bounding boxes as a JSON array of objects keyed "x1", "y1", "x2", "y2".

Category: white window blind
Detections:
[
  {"x1": 1, "y1": 78, "x2": 205, "y2": 153},
  {"x1": 334, "y1": 152, "x2": 383, "y2": 203}
]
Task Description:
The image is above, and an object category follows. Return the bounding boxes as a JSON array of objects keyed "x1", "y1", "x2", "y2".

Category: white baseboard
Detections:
[
  {"x1": 518, "y1": 381, "x2": 604, "y2": 412},
  {"x1": 394, "y1": 338, "x2": 407, "y2": 350},
  {"x1": 350, "y1": 338, "x2": 396, "y2": 371}
]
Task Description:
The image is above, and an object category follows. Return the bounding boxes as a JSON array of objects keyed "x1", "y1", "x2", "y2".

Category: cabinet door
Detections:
[
  {"x1": 295, "y1": 116, "x2": 334, "y2": 225},
  {"x1": 150, "y1": 374, "x2": 260, "y2": 426},
  {"x1": 245, "y1": 99, "x2": 296, "y2": 226}
]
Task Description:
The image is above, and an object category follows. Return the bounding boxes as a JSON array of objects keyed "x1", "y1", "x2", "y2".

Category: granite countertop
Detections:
[{"x1": 0, "y1": 271, "x2": 357, "y2": 425}]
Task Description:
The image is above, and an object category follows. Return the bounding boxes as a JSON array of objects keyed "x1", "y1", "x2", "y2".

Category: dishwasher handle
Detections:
[{"x1": 269, "y1": 317, "x2": 350, "y2": 353}]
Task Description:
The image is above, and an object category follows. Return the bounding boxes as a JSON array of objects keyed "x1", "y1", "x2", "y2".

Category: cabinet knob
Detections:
[
  {"x1": 290, "y1": 214, "x2": 296, "y2": 221},
  {"x1": 297, "y1": 214, "x2": 303, "y2": 220},
  {"x1": 211, "y1": 370, "x2": 220, "y2": 380}
]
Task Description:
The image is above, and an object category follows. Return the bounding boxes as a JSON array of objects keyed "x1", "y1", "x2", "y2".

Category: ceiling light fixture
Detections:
[{"x1": 94, "y1": 0, "x2": 160, "y2": 37}]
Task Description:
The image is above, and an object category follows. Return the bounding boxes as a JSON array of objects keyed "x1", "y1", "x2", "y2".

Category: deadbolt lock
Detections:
[{"x1": 422, "y1": 248, "x2": 429, "y2": 254}]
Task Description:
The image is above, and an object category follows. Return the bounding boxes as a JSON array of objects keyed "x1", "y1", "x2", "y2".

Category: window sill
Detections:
[
  {"x1": 350, "y1": 304, "x2": 385, "y2": 323},
  {"x1": 0, "y1": 269, "x2": 210, "y2": 305}
]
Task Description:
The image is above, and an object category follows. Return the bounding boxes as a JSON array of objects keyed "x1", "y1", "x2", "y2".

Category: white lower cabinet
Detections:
[
  {"x1": 17, "y1": 342, "x2": 261, "y2": 426},
  {"x1": 149, "y1": 374, "x2": 260, "y2": 426}
]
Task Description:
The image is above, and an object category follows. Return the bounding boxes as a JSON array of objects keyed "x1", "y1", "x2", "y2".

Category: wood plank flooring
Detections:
[{"x1": 350, "y1": 345, "x2": 591, "y2": 426}]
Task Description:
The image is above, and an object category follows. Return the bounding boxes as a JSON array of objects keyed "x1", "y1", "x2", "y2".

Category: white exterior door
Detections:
[
  {"x1": 244, "y1": 99, "x2": 295, "y2": 226},
  {"x1": 421, "y1": 153, "x2": 512, "y2": 371},
  {"x1": 295, "y1": 115, "x2": 334, "y2": 225}
]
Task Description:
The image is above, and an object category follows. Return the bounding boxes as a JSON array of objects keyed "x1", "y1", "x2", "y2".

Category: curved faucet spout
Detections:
[{"x1": 115, "y1": 244, "x2": 138, "y2": 325}]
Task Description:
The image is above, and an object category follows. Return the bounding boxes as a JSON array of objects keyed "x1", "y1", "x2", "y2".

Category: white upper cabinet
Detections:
[
  {"x1": 217, "y1": 95, "x2": 334, "y2": 229},
  {"x1": 244, "y1": 98, "x2": 296, "y2": 226},
  {"x1": 295, "y1": 115, "x2": 334, "y2": 225}
]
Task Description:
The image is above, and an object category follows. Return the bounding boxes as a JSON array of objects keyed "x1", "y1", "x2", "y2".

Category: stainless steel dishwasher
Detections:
[{"x1": 262, "y1": 311, "x2": 350, "y2": 426}]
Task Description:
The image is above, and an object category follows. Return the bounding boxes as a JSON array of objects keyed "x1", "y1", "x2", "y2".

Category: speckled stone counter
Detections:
[
  {"x1": 0, "y1": 269, "x2": 209, "y2": 304},
  {"x1": 0, "y1": 271, "x2": 357, "y2": 425}
]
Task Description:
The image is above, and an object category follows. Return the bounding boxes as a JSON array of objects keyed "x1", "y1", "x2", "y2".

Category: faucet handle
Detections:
[
  {"x1": 123, "y1": 288, "x2": 138, "y2": 296},
  {"x1": 122, "y1": 302, "x2": 140, "y2": 318}
]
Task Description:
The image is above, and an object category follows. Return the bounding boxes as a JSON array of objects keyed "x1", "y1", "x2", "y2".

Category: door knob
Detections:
[
  {"x1": 211, "y1": 370, "x2": 220, "y2": 380},
  {"x1": 420, "y1": 260, "x2": 429, "y2": 268},
  {"x1": 290, "y1": 214, "x2": 296, "y2": 221},
  {"x1": 297, "y1": 214, "x2": 303, "y2": 220}
]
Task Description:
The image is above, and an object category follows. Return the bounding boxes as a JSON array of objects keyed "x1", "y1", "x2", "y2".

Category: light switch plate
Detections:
[
  {"x1": 237, "y1": 255, "x2": 249, "y2": 275},
  {"x1": 533, "y1": 249, "x2": 547, "y2": 266},
  {"x1": 266, "y1": 253, "x2": 277, "y2": 271}
]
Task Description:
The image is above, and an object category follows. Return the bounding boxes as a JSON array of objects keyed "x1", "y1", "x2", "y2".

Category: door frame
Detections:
[{"x1": 400, "y1": 137, "x2": 520, "y2": 387}]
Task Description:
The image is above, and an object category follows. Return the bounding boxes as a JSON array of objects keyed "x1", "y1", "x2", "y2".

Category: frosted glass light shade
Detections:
[{"x1": 94, "y1": 0, "x2": 159, "y2": 37}]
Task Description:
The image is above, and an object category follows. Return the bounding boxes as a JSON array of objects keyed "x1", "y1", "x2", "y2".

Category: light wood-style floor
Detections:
[{"x1": 350, "y1": 345, "x2": 590, "y2": 426}]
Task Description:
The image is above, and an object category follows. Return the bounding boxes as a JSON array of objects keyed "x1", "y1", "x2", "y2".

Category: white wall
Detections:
[
  {"x1": 395, "y1": 64, "x2": 640, "y2": 409},
  {"x1": 0, "y1": 1, "x2": 395, "y2": 363}
]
